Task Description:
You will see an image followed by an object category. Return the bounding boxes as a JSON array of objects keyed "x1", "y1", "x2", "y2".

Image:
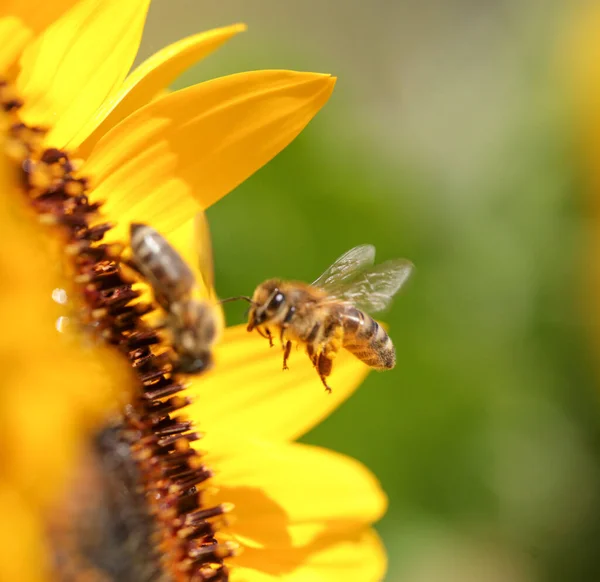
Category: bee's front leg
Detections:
[
  {"x1": 265, "y1": 327, "x2": 274, "y2": 348},
  {"x1": 256, "y1": 327, "x2": 274, "y2": 347},
  {"x1": 279, "y1": 327, "x2": 287, "y2": 350},
  {"x1": 282, "y1": 340, "x2": 292, "y2": 370},
  {"x1": 306, "y1": 343, "x2": 318, "y2": 368},
  {"x1": 280, "y1": 327, "x2": 292, "y2": 370}
]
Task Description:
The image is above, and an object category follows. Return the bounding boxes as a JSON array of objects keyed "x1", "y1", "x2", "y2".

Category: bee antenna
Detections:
[{"x1": 219, "y1": 296, "x2": 254, "y2": 305}]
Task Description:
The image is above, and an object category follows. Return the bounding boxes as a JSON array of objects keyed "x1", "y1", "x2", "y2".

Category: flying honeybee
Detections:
[
  {"x1": 244, "y1": 245, "x2": 413, "y2": 392},
  {"x1": 128, "y1": 213, "x2": 222, "y2": 374}
]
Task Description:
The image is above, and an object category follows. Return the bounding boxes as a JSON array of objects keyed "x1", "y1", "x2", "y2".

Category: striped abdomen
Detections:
[
  {"x1": 340, "y1": 306, "x2": 395, "y2": 369},
  {"x1": 130, "y1": 223, "x2": 195, "y2": 306}
]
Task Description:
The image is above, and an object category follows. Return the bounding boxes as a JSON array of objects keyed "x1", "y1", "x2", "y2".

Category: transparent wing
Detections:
[
  {"x1": 311, "y1": 244, "x2": 376, "y2": 292},
  {"x1": 194, "y1": 211, "x2": 217, "y2": 301},
  {"x1": 328, "y1": 258, "x2": 414, "y2": 313}
]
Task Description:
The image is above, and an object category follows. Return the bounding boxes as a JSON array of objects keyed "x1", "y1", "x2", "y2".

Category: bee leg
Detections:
[
  {"x1": 315, "y1": 325, "x2": 342, "y2": 393},
  {"x1": 316, "y1": 353, "x2": 334, "y2": 394},
  {"x1": 256, "y1": 327, "x2": 274, "y2": 347},
  {"x1": 282, "y1": 340, "x2": 292, "y2": 371},
  {"x1": 306, "y1": 343, "x2": 318, "y2": 368},
  {"x1": 279, "y1": 327, "x2": 287, "y2": 350}
]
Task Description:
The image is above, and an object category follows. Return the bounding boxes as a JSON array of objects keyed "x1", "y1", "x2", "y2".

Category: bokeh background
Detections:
[{"x1": 137, "y1": 2, "x2": 600, "y2": 580}]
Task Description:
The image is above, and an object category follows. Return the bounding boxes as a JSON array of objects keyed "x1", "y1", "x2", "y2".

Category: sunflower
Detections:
[{"x1": 0, "y1": 1, "x2": 387, "y2": 581}]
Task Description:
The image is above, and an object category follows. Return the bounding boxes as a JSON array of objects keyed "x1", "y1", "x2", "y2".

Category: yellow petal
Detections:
[
  {"x1": 0, "y1": 2, "x2": 78, "y2": 69},
  {"x1": 85, "y1": 70, "x2": 336, "y2": 242},
  {"x1": 75, "y1": 23, "x2": 247, "y2": 156},
  {"x1": 164, "y1": 215, "x2": 217, "y2": 299},
  {"x1": 0, "y1": 17, "x2": 35, "y2": 71},
  {"x1": 17, "y1": 0, "x2": 150, "y2": 148},
  {"x1": 230, "y1": 529, "x2": 387, "y2": 582},
  {"x1": 0, "y1": 0, "x2": 77, "y2": 33},
  {"x1": 206, "y1": 439, "x2": 386, "y2": 549},
  {"x1": 187, "y1": 324, "x2": 369, "y2": 442},
  {"x1": 0, "y1": 485, "x2": 50, "y2": 582}
]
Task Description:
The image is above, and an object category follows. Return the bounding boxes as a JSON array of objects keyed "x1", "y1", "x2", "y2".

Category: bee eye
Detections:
[{"x1": 269, "y1": 291, "x2": 285, "y2": 310}]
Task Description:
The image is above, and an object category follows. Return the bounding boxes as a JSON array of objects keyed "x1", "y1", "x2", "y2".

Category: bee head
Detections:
[
  {"x1": 247, "y1": 280, "x2": 286, "y2": 331},
  {"x1": 175, "y1": 351, "x2": 213, "y2": 374}
]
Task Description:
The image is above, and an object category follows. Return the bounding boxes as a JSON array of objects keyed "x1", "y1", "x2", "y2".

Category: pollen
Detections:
[{"x1": 1, "y1": 80, "x2": 234, "y2": 581}]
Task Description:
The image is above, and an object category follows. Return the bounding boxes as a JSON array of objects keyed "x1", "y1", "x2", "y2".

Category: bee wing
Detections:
[
  {"x1": 311, "y1": 244, "x2": 376, "y2": 292},
  {"x1": 194, "y1": 212, "x2": 217, "y2": 302},
  {"x1": 327, "y1": 258, "x2": 414, "y2": 313}
]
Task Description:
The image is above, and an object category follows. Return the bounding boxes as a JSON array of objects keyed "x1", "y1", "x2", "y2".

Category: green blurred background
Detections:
[{"x1": 138, "y1": 2, "x2": 600, "y2": 580}]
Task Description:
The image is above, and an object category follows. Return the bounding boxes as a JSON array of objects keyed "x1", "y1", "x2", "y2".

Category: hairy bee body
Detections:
[
  {"x1": 248, "y1": 278, "x2": 396, "y2": 392},
  {"x1": 130, "y1": 223, "x2": 195, "y2": 310},
  {"x1": 129, "y1": 223, "x2": 218, "y2": 374},
  {"x1": 245, "y1": 245, "x2": 412, "y2": 392},
  {"x1": 340, "y1": 305, "x2": 396, "y2": 369},
  {"x1": 254, "y1": 281, "x2": 395, "y2": 368}
]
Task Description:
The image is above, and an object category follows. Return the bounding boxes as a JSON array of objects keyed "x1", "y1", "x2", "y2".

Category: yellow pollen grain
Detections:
[
  {"x1": 38, "y1": 214, "x2": 58, "y2": 225},
  {"x1": 5, "y1": 138, "x2": 28, "y2": 161},
  {"x1": 74, "y1": 274, "x2": 91, "y2": 284},
  {"x1": 176, "y1": 526, "x2": 196, "y2": 539},
  {"x1": 65, "y1": 181, "x2": 84, "y2": 196},
  {"x1": 218, "y1": 541, "x2": 240, "y2": 559},
  {"x1": 30, "y1": 169, "x2": 53, "y2": 190},
  {"x1": 91, "y1": 307, "x2": 108, "y2": 319},
  {"x1": 66, "y1": 241, "x2": 87, "y2": 255},
  {"x1": 220, "y1": 502, "x2": 235, "y2": 514},
  {"x1": 188, "y1": 456, "x2": 204, "y2": 470},
  {"x1": 49, "y1": 164, "x2": 64, "y2": 179},
  {"x1": 175, "y1": 438, "x2": 190, "y2": 452},
  {"x1": 134, "y1": 447, "x2": 153, "y2": 462}
]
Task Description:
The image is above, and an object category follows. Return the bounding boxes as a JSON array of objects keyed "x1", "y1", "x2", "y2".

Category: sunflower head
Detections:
[{"x1": 0, "y1": 2, "x2": 388, "y2": 581}]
